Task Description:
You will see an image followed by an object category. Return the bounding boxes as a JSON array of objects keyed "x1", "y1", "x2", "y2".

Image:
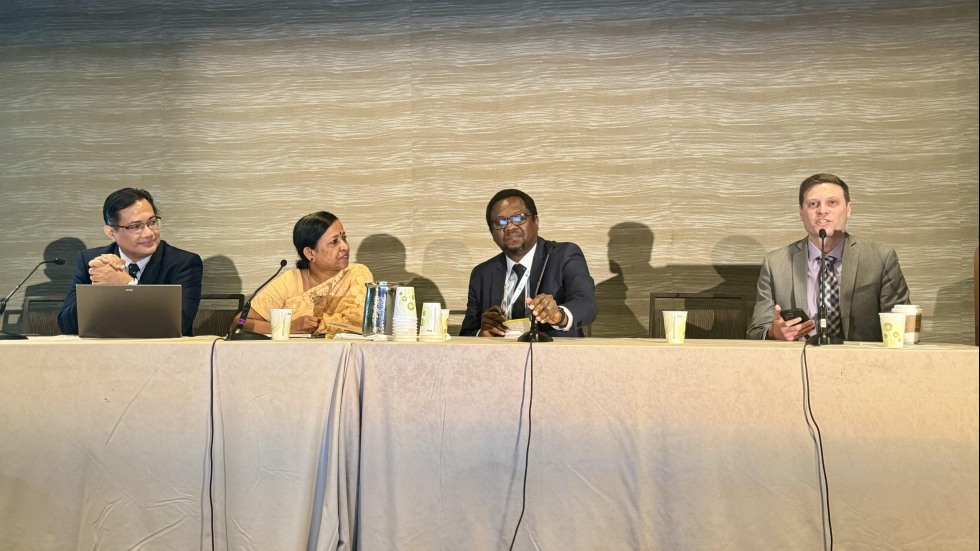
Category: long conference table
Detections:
[{"x1": 1, "y1": 336, "x2": 976, "y2": 550}]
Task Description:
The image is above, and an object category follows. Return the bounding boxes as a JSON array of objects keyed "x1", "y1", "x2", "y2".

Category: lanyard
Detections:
[{"x1": 501, "y1": 268, "x2": 530, "y2": 316}]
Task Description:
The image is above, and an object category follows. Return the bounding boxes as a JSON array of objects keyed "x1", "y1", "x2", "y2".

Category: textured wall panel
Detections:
[{"x1": 1, "y1": 0, "x2": 977, "y2": 342}]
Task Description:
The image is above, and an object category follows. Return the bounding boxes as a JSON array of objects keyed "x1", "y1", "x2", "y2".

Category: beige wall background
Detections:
[{"x1": 1, "y1": 0, "x2": 977, "y2": 343}]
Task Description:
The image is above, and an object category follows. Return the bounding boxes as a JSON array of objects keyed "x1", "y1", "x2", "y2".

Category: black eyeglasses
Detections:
[
  {"x1": 490, "y1": 213, "x2": 533, "y2": 230},
  {"x1": 113, "y1": 216, "x2": 162, "y2": 232}
]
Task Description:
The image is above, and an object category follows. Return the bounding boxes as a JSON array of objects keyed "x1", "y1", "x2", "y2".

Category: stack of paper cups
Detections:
[
  {"x1": 891, "y1": 304, "x2": 922, "y2": 345},
  {"x1": 391, "y1": 286, "x2": 418, "y2": 342},
  {"x1": 418, "y1": 302, "x2": 445, "y2": 342}
]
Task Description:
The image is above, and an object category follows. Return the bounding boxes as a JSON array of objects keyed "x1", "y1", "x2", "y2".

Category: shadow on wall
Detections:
[
  {"x1": 1, "y1": 237, "x2": 86, "y2": 332},
  {"x1": 593, "y1": 222, "x2": 666, "y2": 338},
  {"x1": 421, "y1": 238, "x2": 472, "y2": 335},
  {"x1": 592, "y1": 223, "x2": 764, "y2": 338},
  {"x1": 933, "y1": 275, "x2": 972, "y2": 345},
  {"x1": 202, "y1": 254, "x2": 243, "y2": 295},
  {"x1": 357, "y1": 234, "x2": 446, "y2": 312},
  {"x1": 701, "y1": 235, "x2": 767, "y2": 301},
  {"x1": 194, "y1": 255, "x2": 245, "y2": 335},
  {"x1": 23, "y1": 237, "x2": 87, "y2": 300}
]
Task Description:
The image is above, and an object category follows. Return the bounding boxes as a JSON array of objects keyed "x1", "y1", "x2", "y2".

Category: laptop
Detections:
[{"x1": 76, "y1": 284, "x2": 183, "y2": 338}]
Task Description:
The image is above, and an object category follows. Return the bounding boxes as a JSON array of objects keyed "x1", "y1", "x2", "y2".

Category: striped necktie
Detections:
[
  {"x1": 821, "y1": 255, "x2": 842, "y2": 337},
  {"x1": 509, "y1": 264, "x2": 527, "y2": 320}
]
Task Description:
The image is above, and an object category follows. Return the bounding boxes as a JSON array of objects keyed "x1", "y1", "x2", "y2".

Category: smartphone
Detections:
[{"x1": 779, "y1": 308, "x2": 811, "y2": 323}]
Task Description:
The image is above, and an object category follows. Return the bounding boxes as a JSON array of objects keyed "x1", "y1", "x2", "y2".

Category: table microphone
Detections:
[
  {"x1": 0, "y1": 258, "x2": 66, "y2": 340},
  {"x1": 226, "y1": 259, "x2": 288, "y2": 341},
  {"x1": 518, "y1": 241, "x2": 558, "y2": 343}
]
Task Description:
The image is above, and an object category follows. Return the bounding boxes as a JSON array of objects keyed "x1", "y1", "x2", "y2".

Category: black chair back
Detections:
[
  {"x1": 23, "y1": 295, "x2": 65, "y2": 336},
  {"x1": 193, "y1": 293, "x2": 246, "y2": 336},
  {"x1": 649, "y1": 293, "x2": 750, "y2": 339}
]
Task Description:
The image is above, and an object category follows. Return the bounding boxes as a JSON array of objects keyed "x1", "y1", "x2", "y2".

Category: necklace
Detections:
[
  {"x1": 304, "y1": 269, "x2": 324, "y2": 291},
  {"x1": 305, "y1": 267, "x2": 340, "y2": 290}
]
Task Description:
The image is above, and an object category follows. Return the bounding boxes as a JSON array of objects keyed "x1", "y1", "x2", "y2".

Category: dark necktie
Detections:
[
  {"x1": 509, "y1": 264, "x2": 527, "y2": 320},
  {"x1": 821, "y1": 255, "x2": 842, "y2": 337},
  {"x1": 128, "y1": 263, "x2": 141, "y2": 281}
]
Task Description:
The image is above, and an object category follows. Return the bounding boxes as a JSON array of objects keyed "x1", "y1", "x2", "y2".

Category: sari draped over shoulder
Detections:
[
  {"x1": 252, "y1": 263, "x2": 374, "y2": 337},
  {"x1": 293, "y1": 263, "x2": 373, "y2": 336}
]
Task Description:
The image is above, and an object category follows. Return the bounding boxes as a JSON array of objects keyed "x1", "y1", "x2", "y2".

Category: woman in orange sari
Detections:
[{"x1": 245, "y1": 211, "x2": 373, "y2": 337}]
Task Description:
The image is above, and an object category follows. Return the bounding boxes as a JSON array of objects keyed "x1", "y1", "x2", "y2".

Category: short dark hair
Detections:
[
  {"x1": 799, "y1": 173, "x2": 850, "y2": 207},
  {"x1": 485, "y1": 189, "x2": 538, "y2": 229},
  {"x1": 103, "y1": 188, "x2": 158, "y2": 226},
  {"x1": 293, "y1": 211, "x2": 339, "y2": 269}
]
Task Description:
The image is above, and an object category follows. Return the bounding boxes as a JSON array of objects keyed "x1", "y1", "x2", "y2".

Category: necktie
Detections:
[
  {"x1": 509, "y1": 264, "x2": 527, "y2": 320},
  {"x1": 821, "y1": 255, "x2": 842, "y2": 337},
  {"x1": 128, "y1": 263, "x2": 140, "y2": 281}
]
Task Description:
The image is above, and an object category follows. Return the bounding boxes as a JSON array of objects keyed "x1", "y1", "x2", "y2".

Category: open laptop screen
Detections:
[{"x1": 76, "y1": 284, "x2": 182, "y2": 338}]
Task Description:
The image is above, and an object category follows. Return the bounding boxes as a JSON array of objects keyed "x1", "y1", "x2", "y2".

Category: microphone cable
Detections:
[
  {"x1": 800, "y1": 341, "x2": 834, "y2": 551},
  {"x1": 508, "y1": 342, "x2": 535, "y2": 550},
  {"x1": 206, "y1": 336, "x2": 222, "y2": 551}
]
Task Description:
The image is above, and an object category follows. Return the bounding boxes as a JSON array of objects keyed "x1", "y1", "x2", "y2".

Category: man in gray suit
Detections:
[{"x1": 747, "y1": 173, "x2": 911, "y2": 342}]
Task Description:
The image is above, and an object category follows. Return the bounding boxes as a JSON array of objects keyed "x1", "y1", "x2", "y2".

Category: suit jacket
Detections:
[
  {"x1": 747, "y1": 233, "x2": 910, "y2": 341},
  {"x1": 460, "y1": 237, "x2": 597, "y2": 337},
  {"x1": 57, "y1": 240, "x2": 204, "y2": 336}
]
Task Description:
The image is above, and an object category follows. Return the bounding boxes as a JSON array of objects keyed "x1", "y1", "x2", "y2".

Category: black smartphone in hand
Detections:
[{"x1": 779, "y1": 308, "x2": 811, "y2": 323}]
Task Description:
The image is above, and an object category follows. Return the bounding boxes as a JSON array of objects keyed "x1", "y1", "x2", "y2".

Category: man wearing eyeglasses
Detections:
[
  {"x1": 57, "y1": 188, "x2": 203, "y2": 336},
  {"x1": 461, "y1": 188, "x2": 597, "y2": 337}
]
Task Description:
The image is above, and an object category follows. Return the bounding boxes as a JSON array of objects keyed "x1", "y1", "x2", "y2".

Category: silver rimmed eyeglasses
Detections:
[{"x1": 113, "y1": 216, "x2": 162, "y2": 232}]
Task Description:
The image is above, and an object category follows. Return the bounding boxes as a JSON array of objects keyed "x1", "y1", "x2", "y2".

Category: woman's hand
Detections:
[{"x1": 291, "y1": 315, "x2": 321, "y2": 334}]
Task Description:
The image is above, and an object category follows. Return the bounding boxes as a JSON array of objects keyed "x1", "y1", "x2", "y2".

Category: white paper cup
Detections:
[
  {"x1": 270, "y1": 308, "x2": 293, "y2": 341},
  {"x1": 662, "y1": 310, "x2": 688, "y2": 344},
  {"x1": 418, "y1": 302, "x2": 444, "y2": 341},
  {"x1": 878, "y1": 312, "x2": 906, "y2": 348}
]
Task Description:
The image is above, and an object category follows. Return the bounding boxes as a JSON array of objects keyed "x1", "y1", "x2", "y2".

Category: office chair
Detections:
[
  {"x1": 649, "y1": 293, "x2": 749, "y2": 340},
  {"x1": 193, "y1": 293, "x2": 246, "y2": 336},
  {"x1": 23, "y1": 295, "x2": 66, "y2": 336}
]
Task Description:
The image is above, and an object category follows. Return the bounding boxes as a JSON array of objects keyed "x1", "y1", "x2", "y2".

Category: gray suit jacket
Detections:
[{"x1": 747, "y1": 233, "x2": 910, "y2": 342}]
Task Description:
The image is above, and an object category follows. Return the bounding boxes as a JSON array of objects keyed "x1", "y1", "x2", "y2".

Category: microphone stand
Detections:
[
  {"x1": 517, "y1": 311, "x2": 554, "y2": 343},
  {"x1": 226, "y1": 259, "x2": 288, "y2": 341},
  {"x1": 519, "y1": 242, "x2": 555, "y2": 343},
  {"x1": 0, "y1": 258, "x2": 66, "y2": 340}
]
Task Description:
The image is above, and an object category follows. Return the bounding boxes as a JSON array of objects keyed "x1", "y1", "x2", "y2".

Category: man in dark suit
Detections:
[
  {"x1": 461, "y1": 189, "x2": 597, "y2": 337},
  {"x1": 58, "y1": 188, "x2": 203, "y2": 336},
  {"x1": 747, "y1": 174, "x2": 910, "y2": 342}
]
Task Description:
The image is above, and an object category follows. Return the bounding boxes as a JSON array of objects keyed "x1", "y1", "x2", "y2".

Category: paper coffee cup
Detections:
[
  {"x1": 270, "y1": 308, "x2": 293, "y2": 341},
  {"x1": 662, "y1": 310, "x2": 688, "y2": 344},
  {"x1": 878, "y1": 312, "x2": 906, "y2": 348},
  {"x1": 891, "y1": 304, "x2": 921, "y2": 345}
]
